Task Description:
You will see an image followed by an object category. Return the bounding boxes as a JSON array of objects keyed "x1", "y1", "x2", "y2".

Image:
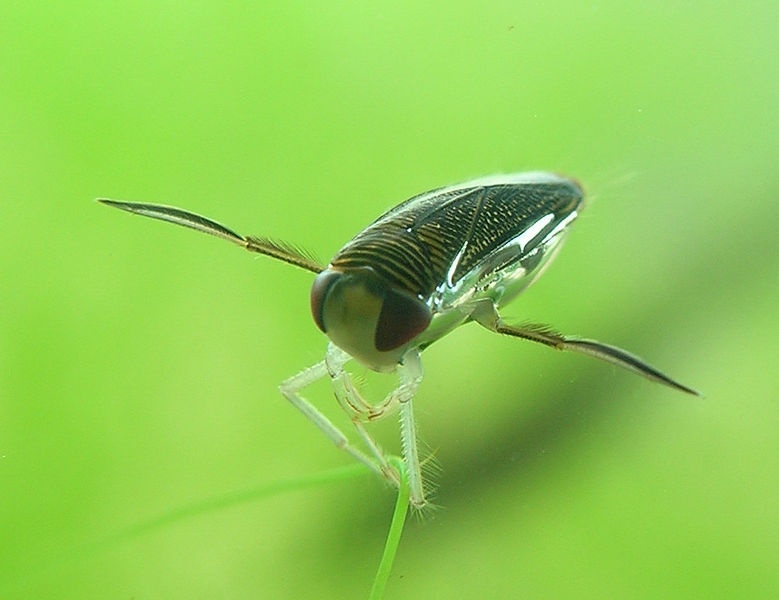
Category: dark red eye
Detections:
[
  {"x1": 375, "y1": 288, "x2": 432, "y2": 352},
  {"x1": 310, "y1": 269, "x2": 341, "y2": 333}
]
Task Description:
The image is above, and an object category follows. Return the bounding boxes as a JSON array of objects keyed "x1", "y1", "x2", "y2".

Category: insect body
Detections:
[{"x1": 100, "y1": 172, "x2": 699, "y2": 508}]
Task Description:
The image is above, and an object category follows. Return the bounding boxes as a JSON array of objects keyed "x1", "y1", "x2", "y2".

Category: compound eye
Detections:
[
  {"x1": 310, "y1": 269, "x2": 341, "y2": 333},
  {"x1": 375, "y1": 288, "x2": 432, "y2": 352}
]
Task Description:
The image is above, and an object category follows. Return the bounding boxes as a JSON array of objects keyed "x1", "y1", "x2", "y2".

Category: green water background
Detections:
[{"x1": 2, "y1": 2, "x2": 777, "y2": 598}]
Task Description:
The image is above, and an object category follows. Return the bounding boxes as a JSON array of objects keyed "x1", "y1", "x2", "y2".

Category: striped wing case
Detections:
[{"x1": 330, "y1": 173, "x2": 583, "y2": 301}]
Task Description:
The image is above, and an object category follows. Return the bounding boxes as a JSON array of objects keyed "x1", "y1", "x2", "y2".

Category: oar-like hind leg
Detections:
[{"x1": 471, "y1": 299, "x2": 701, "y2": 396}]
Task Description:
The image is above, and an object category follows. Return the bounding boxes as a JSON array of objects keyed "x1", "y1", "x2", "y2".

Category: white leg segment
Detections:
[
  {"x1": 279, "y1": 357, "x2": 385, "y2": 480},
  {"x1": 279, "y1": 343, "x2": 428, "y2": 507},
  {"x1": 326, "y1": 344, "x2": 399, "y2": 486},
  {"x1": 396, "y1": 350, "x2": 425, "y2": 507}
]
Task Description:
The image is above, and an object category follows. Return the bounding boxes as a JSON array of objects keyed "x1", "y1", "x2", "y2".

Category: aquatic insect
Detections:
[{"x1": 99, "y1": 172, "x2": 699, "y2": 508}]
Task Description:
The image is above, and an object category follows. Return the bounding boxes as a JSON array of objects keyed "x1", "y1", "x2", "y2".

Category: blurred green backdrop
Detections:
[{"x1": 2, "y1": 2, "x2": 777, "y2": 598}]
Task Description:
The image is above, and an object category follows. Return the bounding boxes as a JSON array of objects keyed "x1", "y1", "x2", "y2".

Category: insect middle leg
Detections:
[{"x1": 278, "y1": 358, "x2": 390, "y2": 482}]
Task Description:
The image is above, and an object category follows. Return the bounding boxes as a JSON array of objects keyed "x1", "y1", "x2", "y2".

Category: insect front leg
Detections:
[
  {"x1": 278, "y1": 358, "x2": 389, "y2": 481},
  {"x1": 324, "y1": 344, "x2": 401, "y2": 488},
  {"x1": 326, "y1": 344, "x2": 428, "y2": 508}
]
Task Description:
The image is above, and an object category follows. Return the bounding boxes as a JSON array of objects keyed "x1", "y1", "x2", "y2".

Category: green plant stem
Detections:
[
  {"x1": 3, "y1": 464, "x2": 370, "y2": 593},
  {"x1": 369, "y1": 456, "x2": 410, "y2": 600}
]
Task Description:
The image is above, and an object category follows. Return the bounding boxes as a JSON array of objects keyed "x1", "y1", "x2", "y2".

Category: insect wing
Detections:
[{"x1": 330, "y1": 173, "x2": 583, "y2": 301}]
